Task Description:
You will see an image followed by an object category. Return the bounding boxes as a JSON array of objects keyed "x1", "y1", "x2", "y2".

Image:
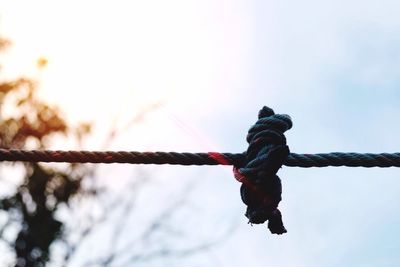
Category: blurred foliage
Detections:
[{"x1": 0, "y1": 37, "x2": 92, "y2": 267}]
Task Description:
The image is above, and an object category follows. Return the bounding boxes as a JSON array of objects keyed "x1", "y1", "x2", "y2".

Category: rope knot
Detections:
[{"x1": 233, "y1": 106, "x2": 292, "y2": 234}]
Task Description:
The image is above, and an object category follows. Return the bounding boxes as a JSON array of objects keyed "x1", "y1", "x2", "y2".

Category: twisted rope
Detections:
[
  {"x1": 233, "y1": 106, "x2": 290, "y2": 234},
  {"x1": 2, "y1": 106, "x2": 400, "y2": 236},
  {"x1": 0, "y1": 149, "x2": 399, "y2": 167}
]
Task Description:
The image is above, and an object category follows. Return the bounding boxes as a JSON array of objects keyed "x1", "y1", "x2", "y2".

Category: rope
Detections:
[
  {"x1": 233, "y1": 106, "x2": 290, "y2": 234},
  {"x1": 0, "y1": 149, "x2": 399, "y2": 167},
  {"x1": 2, "y1": 106, "x2": 399, "y2": 235}
]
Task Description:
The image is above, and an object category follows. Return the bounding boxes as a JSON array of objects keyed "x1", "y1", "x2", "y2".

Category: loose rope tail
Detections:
[{"x1": 233, "y1": 106, "x2": 292, "y2": 234}]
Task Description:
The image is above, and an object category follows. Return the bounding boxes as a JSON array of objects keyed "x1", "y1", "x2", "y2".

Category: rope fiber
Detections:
[
  {"x1": 2, "y1": 106, "x2": 399, "y2": 235},
  {"x1": 1, "y1": 149, "x2": 400, "y2": 167}
]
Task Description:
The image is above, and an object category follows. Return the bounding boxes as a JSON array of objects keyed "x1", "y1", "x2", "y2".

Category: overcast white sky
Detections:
[{"x1": 1, "y1": 0, "x2": 400, "y2": 266}]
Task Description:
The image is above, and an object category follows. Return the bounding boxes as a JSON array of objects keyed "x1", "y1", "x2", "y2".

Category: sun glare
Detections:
[{"x1": 0, "y1": 0, "x2": 251, "y2": 150}]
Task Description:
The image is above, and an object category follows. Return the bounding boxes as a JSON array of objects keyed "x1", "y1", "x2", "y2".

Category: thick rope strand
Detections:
[{"x1": 0, "y1": 149, "x2": 400, "y2": 167}]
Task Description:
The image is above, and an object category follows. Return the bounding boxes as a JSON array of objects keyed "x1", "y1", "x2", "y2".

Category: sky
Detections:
[{"x1": 1, "y1": 0, "x2": 400, "y2": 266}]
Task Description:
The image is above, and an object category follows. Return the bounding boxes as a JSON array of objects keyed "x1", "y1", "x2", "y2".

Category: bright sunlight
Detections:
[{"x1": 0, "y1": 0, "x2": 251, "y2": 132}]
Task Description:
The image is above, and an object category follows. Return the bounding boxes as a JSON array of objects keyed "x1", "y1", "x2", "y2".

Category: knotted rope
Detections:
[
  {"x1": 1, "y1": 106, "x2": 400, "y2": 234},
  {"x1": 1, "y1": 150, "x2": 399, "y2": 167},
  {"x1": 233, "y1": 106, "x2": 291, "y2": 234}
]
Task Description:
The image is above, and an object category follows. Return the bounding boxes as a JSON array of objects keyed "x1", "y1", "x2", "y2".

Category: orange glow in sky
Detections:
[{"x1": 0, "y1": 0, "x2": 251, "y2": 150}]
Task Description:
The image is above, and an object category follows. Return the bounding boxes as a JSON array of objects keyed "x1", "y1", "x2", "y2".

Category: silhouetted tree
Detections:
[
  {"x1": 0, "y1": 36, "x2": 233, "y2": 267},
  {"x1": 0, "y1": 37, "x2": 91, "y2": 267}
]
